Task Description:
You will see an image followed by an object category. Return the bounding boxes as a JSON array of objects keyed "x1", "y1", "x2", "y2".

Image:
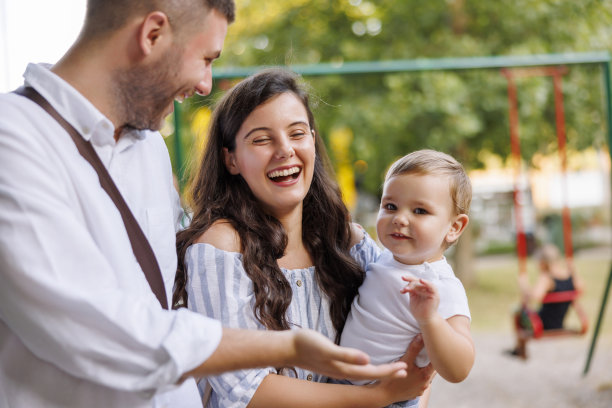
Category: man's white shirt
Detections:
[{"x1": 0, "y1": 63, "x2": 221, "y2": 407}]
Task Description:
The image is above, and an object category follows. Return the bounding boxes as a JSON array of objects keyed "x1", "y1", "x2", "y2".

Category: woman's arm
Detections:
[{"x1": 247, "y1": 335, "x2": 434, "y2": 408}]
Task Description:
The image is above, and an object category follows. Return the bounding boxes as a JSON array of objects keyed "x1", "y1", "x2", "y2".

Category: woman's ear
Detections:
[
  {"x1": 445, "y1": 214, "x2": 469, "y2": 245},
  {"x1": 223, "y1": 147, "x2": 240, "y2": 175}
]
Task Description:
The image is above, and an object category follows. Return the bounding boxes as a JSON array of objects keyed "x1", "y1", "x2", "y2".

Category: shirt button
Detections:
[
  {"x1": 306, "y1": 374, "x2": 313, "y2": 381},
  {"x1": 296, "y1": 280, "x2": 303, "y2": 287}
]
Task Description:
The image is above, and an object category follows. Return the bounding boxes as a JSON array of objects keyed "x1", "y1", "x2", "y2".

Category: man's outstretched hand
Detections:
[
  {"x1": 290, "y1": 329, "x2": 408, "y2": 381},
  {"x1": 185, "y1": 327, "x2": 407, "y2": 382}
]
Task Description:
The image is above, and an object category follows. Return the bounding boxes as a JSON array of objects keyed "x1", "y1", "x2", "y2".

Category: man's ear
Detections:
[
  {"x1": 223, "y1": 148, "x2": 240, "y2": 175},
  {"x1": 445, "y1": 214, "x2": 469, "y2": 245},
  {"x1": 138, "y1": 11, "x2": 171, "y2": 56}
]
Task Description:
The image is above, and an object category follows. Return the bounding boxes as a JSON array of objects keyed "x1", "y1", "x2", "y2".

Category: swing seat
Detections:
[{"x1": 514, "y1": 290, "x2": 588, "y2": 340}]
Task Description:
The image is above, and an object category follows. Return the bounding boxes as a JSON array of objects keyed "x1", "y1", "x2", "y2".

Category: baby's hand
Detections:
[{"x1": 400, "y1": 276, "x2": 440, "y2": 322}]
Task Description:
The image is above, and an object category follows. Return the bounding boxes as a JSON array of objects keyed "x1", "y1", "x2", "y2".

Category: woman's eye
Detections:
[
  {"x1": 291, "y1": 131, "x2": 306, "y2": 139},
  {"x1": 252, "y1": 137, "x2": 270, "y2": 144}
]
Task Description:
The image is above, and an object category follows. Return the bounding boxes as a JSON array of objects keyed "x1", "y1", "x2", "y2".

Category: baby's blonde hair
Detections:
[{"x1": 385, "y1": 149, "x2": 472, "y2": 216}]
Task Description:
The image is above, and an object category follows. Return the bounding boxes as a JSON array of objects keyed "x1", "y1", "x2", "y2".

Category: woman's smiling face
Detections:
[{"x1": 223, "y1": 92, "x2": 316, "y2": 217}]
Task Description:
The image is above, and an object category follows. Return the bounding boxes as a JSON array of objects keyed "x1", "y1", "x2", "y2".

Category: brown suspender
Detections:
[{"x1": 14, "y1": 86, "x2": 169, "y2": 309}]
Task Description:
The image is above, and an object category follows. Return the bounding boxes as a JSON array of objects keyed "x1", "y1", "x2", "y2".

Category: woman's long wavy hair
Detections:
[{"x1": 174, "y1": 68, "x2": 364, "y2": 342}]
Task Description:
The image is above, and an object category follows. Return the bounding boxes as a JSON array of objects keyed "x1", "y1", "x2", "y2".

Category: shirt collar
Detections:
[
  {"x1": 381, "y1": 249, "x2": 454, "y2": 280},
  {"x1": 23, "y1": 63, "x2": 117, "y2": 147}
]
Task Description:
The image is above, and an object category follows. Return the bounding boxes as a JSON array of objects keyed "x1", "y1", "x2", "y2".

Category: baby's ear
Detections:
[{"x1": 446, "y1": 214, "x2": 469, "y2": 244}]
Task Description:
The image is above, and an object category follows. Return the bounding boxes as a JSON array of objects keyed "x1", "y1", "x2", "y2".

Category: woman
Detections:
[{"x1": 174, "y1": 68, "x2": 432, "y2": 407}]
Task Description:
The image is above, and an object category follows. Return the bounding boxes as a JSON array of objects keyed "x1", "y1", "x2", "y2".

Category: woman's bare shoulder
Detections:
[{"x1": 195, "y1": 219, "x2": 241, "y2": 253}]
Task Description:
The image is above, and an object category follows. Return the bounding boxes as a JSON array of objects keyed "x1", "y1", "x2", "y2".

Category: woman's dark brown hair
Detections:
[{"x1": 174, "y1": 68, "x2": 364, "y2": 342}]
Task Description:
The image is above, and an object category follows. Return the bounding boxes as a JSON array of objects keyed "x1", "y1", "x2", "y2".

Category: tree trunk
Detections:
[{"x1": 452, "y1": 221, "x2": 476, "y2": 288}]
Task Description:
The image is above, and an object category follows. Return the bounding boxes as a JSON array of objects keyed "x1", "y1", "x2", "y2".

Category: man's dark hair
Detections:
[{"x1": 81, "y1": 0, "x2": 235, "y2": 40}]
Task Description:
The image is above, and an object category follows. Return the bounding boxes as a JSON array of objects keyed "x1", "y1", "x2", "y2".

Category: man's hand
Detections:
[
  {"x1": 184, "y1": 328, "x2": 407, "y2": 382},
  {"x1": 290, "y1": 329, "x2": 408, "y2": 381}
]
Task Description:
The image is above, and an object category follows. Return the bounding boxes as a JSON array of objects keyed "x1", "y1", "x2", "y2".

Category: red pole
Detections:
[
  {"x1": 552, "y1": 69, "x2": 574, "y2": 261},
  {"x1": 502, "y1": 69, "x2": 528, "y2": 276}
]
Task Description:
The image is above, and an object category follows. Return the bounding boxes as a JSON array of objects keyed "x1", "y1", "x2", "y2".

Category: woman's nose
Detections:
[{"x1": 275, "y1": 138, "x2": 295, "y2": 159}]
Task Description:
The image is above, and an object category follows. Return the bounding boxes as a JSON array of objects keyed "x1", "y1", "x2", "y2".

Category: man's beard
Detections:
[{"x1": 113, "y1": 46, "x2": 183, "y2": 131}]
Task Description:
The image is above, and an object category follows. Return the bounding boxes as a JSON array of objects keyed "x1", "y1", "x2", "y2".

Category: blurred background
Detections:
[{"x1": 3, "y1": 0, "x2": 612, "y2": 406}]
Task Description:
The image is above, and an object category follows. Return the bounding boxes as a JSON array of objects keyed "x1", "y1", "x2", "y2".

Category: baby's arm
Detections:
[{"x1": 401, "y1": 276, "x2": 474, "y2": 383}]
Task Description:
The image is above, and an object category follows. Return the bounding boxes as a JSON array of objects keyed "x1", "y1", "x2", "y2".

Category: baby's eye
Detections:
[
  {"x1": 414, "y1": 208, "x2": 428, "y2": 215},
  {"x1": 383, "y1": 203, "x2": 397, "y2": 211}
]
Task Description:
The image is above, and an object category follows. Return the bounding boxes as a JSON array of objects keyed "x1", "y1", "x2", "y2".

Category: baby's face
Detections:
[{"x1": 376, "y1": 173, "x2": 456, "y2": 265}]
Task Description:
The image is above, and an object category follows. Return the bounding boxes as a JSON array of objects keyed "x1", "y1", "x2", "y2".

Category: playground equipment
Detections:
[{"x1": 502, "y1": 66, "x2": 589, "y2": 341}]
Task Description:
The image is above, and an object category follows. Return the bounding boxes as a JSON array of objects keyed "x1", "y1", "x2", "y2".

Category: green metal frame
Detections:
[
  {"x1": 584, "y1": 59, "x2": 612, "y2": 376},
  {"x1": 212, "y1": 51, "x2": 611, "y2": 78},
  {"x1": 174, "y1": 51, "x2": 612, "y2": 374},
  {"x1": 172, "y1": 101, "x2": 183, "y2": 191}
]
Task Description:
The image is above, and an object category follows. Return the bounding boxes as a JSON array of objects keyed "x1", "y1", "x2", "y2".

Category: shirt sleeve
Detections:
[
  {"x1": 350, "y1": 224, "x2": 382, "y2": 270},
  {"x1": 0, "y1": 98, "x2": 222, "y2": 392},
  {"x1": 185, "y1": 243, "x2": 273, "y2": 408},
  {"x1": 438, "y1": 277, "x2": 472, "y2": 321}
]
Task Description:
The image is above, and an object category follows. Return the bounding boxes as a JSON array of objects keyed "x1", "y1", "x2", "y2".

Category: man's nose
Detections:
[{"x1": 194, "y1": 69, "x2": 212, "y2": 96}]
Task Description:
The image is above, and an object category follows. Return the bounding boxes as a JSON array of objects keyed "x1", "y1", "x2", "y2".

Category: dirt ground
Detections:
[{"x1": 427, "y1": 331, "x2": 612, "y2": 407}]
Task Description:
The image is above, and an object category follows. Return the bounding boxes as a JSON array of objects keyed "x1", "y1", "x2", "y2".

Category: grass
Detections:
[{"x1": 466, "y1": 247, "x2": 612, "y2": 337}]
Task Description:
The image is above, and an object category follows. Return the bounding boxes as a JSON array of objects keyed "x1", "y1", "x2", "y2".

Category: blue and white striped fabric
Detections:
[{"x1": 185, "y1": 228, "x2": 381, "y2": 408}]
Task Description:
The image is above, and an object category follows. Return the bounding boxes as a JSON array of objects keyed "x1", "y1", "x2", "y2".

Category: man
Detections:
[{"x1": 0, "y1": 1, "x2": 431, "y2": 407}]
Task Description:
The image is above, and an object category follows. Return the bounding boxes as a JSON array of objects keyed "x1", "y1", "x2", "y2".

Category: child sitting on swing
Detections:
[{"x1": 508, "y1": 243, "x2": 585, "y2": 359}]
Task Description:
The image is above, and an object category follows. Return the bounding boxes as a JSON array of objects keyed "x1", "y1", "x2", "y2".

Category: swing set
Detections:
[
  {"x1": 174, "y1": 51, "x2": 612, "y2": 375},
  {"x1": 502, "y1": 66, "x2": 589, "y2": 341}
]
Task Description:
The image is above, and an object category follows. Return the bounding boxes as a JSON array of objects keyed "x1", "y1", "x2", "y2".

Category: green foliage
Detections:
[{"x1": 171, "y1": 0, "x2": 612, "y2": 196}]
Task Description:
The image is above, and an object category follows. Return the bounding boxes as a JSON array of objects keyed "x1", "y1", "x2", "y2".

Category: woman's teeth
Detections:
[{"x1": 268, "y1": 167, "x2": 300, "y2": 179}]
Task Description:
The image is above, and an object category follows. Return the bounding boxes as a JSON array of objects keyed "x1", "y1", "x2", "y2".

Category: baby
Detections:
[{"x1": 340, "y1": 149, "x2": 475, "y2": 407}]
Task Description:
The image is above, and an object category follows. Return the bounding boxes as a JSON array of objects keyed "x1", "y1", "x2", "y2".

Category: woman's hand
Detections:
[{"x1": 370, "y1": 334, "x2": 435, "y2": 406}]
